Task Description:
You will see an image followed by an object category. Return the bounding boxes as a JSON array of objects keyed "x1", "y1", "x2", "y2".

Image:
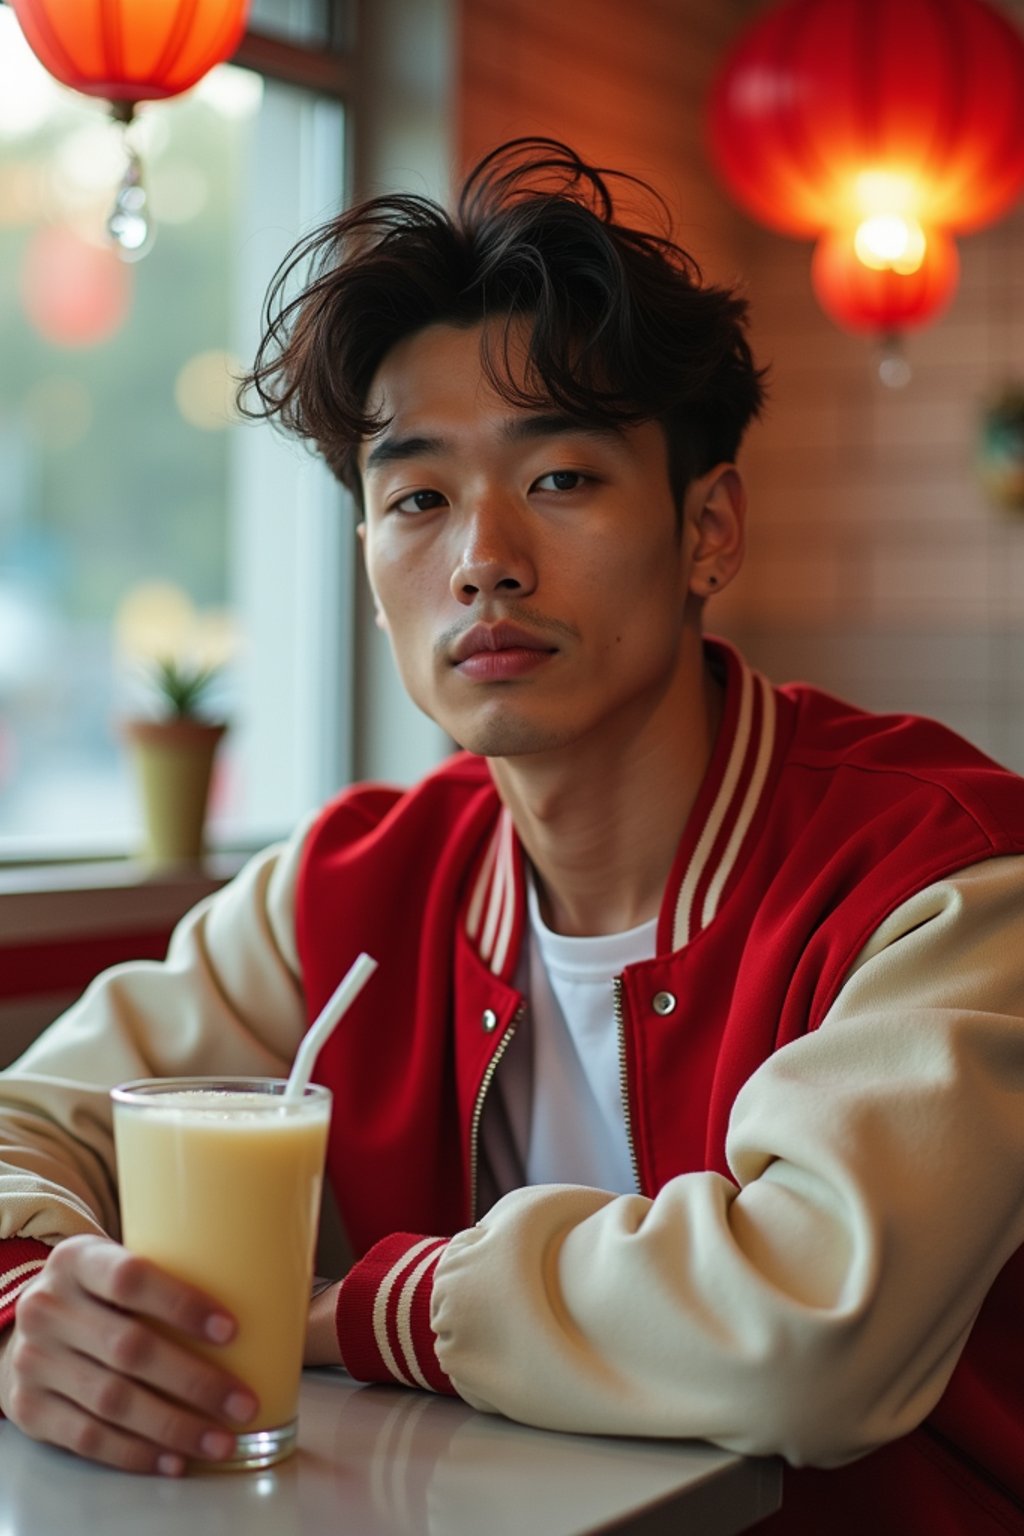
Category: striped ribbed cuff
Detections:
[
  {"x1": 0, "y1": 1237, "x2": 50, "y2": 1332},
  {"x1": 336, "y1": 1233, "x2": 455, "y2": 1397}
]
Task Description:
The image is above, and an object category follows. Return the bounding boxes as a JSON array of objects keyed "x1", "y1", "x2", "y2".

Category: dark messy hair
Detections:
[{"x1": 237, "y1": 138, "x2": 767, "y2": 504}]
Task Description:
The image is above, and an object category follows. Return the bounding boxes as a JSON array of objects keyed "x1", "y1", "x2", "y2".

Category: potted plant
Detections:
[{"x1": 122, "y1": 656, "x2": 228, "y2": 868}]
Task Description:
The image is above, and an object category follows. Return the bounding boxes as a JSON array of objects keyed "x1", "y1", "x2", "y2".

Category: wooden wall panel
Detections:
[{"x1": 457, "y1": 0, "x2": 744, "y2": 280}]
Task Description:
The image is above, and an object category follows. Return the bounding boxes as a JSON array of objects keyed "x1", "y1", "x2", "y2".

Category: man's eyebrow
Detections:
[
  {"x1": 500, "y1": 411, "x2": 625, "y2": 445},
  {"x1": 363, "y1": 434, "x2": 446, "y2": 473},
  {"x1": 363, "y1": 413, "x2": 625, "y2": 473}
]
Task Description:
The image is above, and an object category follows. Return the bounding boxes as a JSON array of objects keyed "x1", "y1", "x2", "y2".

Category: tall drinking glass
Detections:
[{"x1": 111, "y1": 1077, "x2": 332, "y2": 1470}]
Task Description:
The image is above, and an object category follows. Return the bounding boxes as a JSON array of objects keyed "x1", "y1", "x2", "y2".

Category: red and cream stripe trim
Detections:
[
  {"x1": 0, "y1": 1238, "x2": 51, "y2": 1330},
  {"x1": 463, "y1": 649, "x2": 777, "y2": 964},
  {"x1": 465, "y1": 808, "x2": 518, "y2": 976},
  {"x1": 672, "y1": 659, "x2": 776, "y2": 949},
  {"x1": 336, "y1": 1233, "x2": 456, "y2": 1397}
]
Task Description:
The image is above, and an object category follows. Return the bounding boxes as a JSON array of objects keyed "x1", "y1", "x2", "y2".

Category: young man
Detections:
[{"x1": 2, "y1": 140, "x2": 1024, "y2": 1533}]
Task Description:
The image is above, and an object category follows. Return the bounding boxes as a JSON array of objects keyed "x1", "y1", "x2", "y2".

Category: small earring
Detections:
[{"x1": 706, "y1": 574, "x2": 719, "y2": 588}]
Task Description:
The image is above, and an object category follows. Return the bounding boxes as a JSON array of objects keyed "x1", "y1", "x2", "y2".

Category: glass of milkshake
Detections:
[{"x1": 111, "y1": 1077, "x2": 332, "y2": 1471}]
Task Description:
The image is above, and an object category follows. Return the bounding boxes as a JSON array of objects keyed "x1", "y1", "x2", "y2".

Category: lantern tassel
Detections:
[
  {"x1": 106, "y1": 119, "x2": 154, "y2": 263},
  {"x1": 877, "y1": 334, "x2": 912, "y2": 391}
]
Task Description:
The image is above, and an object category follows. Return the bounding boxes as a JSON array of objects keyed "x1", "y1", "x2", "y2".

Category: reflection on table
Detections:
[{"x1": 0, "y1": 1368, "x2": 782, "y2": 1536}]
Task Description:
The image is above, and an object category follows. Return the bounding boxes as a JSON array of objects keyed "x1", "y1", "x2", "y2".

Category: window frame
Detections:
[
  {"x1": 0, "y1": 0, "x2": 359, "y2": 872},
  {"x1": 234, "y1": 23, "x2": 355, "y2": 99},
  {"x1": 0, "y1": 0, "x2": 460, "y2": 893}
]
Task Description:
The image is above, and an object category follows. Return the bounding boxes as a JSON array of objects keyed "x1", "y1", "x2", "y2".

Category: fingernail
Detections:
[
  {"x1": 204, "y1": 1314, "x2": 234, "y2": 1344},
  {"x1": 200, "y1": 1430, "x2": 235, "y2": 1460},
  {"x1": 223, "y1": 1391, "x2": 257, "y2": 1424},
  {"x1": 157, "y1": 1453, "x2": 186, "y2": 1477}
]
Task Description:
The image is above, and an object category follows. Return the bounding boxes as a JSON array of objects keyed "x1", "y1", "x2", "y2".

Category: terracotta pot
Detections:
[{"x1": 122, "y1": 718, "x2": 227, "y2": 867}]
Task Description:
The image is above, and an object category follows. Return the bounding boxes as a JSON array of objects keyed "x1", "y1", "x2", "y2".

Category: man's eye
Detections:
[
  {"x1": 392, "y1": 489, "x2": 447, "y2": 514},
  {"x1": 532, "y1": 470, "x2": 587, "y2": 492}
]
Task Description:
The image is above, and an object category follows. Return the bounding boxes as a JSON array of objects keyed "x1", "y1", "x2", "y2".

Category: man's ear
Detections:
[
  {"x1": 356, "y1": 521, "x2": 389, "y2": 634},
  {"x1": 684, "y1": 463, "x2": 746, "y2": 600}
]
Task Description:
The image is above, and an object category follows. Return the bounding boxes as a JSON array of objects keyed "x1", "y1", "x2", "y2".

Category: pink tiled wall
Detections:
[
  {"x1": 720, "y1": 205, "x2": 1024, "y2": 773},
  {"x1": 458, "y1": 0, "x2": 744, "y2": 281}
]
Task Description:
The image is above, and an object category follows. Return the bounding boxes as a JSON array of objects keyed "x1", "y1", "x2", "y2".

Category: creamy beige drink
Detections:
[{"x1": 112, "y1": 1078, "x2": 332, "y2": 1469}]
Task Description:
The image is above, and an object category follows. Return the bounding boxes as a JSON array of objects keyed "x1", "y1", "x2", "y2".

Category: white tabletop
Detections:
[{"x1": 0, "y1": 1369, "x2": 781, "y2": 1535}]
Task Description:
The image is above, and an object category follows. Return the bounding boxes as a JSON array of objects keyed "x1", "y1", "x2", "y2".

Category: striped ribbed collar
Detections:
[{"x1": 464, "y1": 640, "x2": 779, "y2": 979}]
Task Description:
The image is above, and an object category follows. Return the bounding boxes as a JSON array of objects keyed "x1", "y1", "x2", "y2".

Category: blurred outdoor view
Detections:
[{"x1": 0, "y1": 8, "x2": 348, "y2": 857}]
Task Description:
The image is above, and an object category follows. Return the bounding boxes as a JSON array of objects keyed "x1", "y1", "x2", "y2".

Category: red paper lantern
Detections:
[
  {"x1": 9, "y1": 0, "x2": 251, "y2": 110},
  {"x1": 811, "y1": 222, "x2": 960, "y2": 336},
  {"x1": 708, "y1": 0, "x2": 1024, "y2": 239}
]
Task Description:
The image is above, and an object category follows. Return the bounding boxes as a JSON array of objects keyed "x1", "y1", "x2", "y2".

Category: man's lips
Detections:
[
  {"x1": 450, "y1": 622, "x2": 559, "y2": 680},
  {"x1": 450, "y1": 622, "x2": 558, "y2": 664}
]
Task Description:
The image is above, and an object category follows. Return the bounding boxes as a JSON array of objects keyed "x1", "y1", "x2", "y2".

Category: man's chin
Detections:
[{"x1": 451, "y1": 717, "x2": 574, "y2": 759}]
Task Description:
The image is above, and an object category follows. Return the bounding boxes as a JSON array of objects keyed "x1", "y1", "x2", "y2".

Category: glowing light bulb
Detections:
[
  {"x1": 853, "y1": 169, "x2": 919, "y2": 218},
  {"x1": 854, "y1": 216, "x2": 927, "y2": 274}
]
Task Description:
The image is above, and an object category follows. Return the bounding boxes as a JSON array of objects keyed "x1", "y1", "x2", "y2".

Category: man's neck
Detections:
[{"x1": 489, "y1": 640, "x2": 724, "y2": 938}]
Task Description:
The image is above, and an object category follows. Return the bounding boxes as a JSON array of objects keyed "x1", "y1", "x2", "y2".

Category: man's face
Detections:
[{"x1": 358, "y1": 320, "x2": 712, "y2": 760}]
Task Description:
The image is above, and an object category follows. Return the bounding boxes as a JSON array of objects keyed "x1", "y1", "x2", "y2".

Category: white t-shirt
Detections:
[{"x1": 480, "y1": 873, "x2": 657, "y2": 1207}]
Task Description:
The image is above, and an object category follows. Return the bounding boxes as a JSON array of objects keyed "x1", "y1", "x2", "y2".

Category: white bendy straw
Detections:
[{"x1": 284, "y1": 952, "x2": 378, "y2": 1101}]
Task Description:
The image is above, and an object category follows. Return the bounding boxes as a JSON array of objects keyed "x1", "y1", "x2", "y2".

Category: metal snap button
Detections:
[
  {"x1": 651, "y1": 991, "x2": 677, "y2": 1016},
  {"x1": 481, "y1": 1008, "x2": 499, "y2": 1032}
]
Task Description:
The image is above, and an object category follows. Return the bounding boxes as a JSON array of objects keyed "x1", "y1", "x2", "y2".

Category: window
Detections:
[
  {"x1": 0, "y1": 3, "x2": 353, "y2": 859},
  {"x1": 247, "y1": 0, "x2": 351, "y2": 49}
]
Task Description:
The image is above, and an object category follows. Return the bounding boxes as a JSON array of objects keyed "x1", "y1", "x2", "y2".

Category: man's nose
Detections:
[{"x1": 450, "y1": 495, "x2": 537, "y2": 605}]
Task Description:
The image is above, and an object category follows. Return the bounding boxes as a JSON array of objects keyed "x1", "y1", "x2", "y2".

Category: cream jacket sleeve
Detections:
[
  {"x1": 431, "y1": 855, "x2": 1024, "y2": 1466},
  {"x1": 0, "y1": 821, "x2": 312, "y2": 1249}
]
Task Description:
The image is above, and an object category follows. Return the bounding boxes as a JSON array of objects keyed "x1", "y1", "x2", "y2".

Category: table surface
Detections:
[{"x1": 0, "y1": 1369, "x2": 782, "y2": 1536}]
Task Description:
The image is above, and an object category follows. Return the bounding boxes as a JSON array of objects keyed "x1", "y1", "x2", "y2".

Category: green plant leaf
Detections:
[{"x1": 151, "y1": 657, "x2": 219, "y2": 719}]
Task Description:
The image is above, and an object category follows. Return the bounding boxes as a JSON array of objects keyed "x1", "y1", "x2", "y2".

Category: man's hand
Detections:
[{"x1": 0, "y1": 1235, "x2": 259, "y2": 1476}]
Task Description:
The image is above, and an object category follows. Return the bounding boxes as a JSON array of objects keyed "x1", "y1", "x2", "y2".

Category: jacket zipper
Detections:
[
  {"x1": 613, "y1": 977, "x2": 643, "y2": 1194},
  {"x1": 468, "y1": 1003, "x2": 524, "y2": 1221}
]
